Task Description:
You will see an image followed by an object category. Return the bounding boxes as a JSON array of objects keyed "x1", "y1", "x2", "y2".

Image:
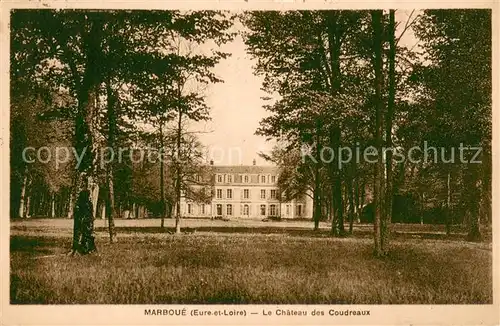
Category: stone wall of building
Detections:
[{"x1": 179, "y1": 164, "x2": 312, "y2": 219}]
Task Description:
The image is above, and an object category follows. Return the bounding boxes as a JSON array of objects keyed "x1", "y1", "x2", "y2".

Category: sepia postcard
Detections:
[{"x1": 0, "y1": 0, "x2": 498, "y2": 325}]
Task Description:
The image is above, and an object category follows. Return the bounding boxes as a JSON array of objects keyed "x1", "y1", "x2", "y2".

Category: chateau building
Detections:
[{"x1": 179, "y1": 161, "x2": 313, "y2": 219}]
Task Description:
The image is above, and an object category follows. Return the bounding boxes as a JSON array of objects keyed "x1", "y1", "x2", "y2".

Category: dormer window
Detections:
[
  {"x1": 271, "y1": 175, "x2": 276, "y2": 183},
  {"x1": 261, "y1": 175, "x2": 266, "y2": 183},
  {"x1": 217, "y1": 175, "x2": 223, "y2": 183},
  {"x1": 244, "y1": 175, "x2": 249, "y2": 183}
]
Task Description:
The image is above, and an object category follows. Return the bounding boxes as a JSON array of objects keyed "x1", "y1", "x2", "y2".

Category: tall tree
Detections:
[
  {"x1": 244, "y1": 11, "x2": 368, "y2": 233},
  {"x1": 382, "y1": 9, "x2": 396, "y2": 253},
  {"x1": 11, "y1": 9, "x2": 235, "y2": 251},
  {"x1": 412, "y1": 9, "x2": 491, "y2": 241},
  {"x1": 130, "y1": 15, "x2": 234, "y2": 232},
  {"x1": 370, "y1": 10, "x2": 385, "y2": 256}
]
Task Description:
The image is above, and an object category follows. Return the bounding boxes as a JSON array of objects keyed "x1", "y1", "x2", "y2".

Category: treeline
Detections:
[
  {"x1": 10, "y1": 9, "x2": 491, "y2": 256},
  {"x1": 243, "y1": 9, "x2": 491, "y2": 254},
  {"x1": 10, "y1": 10, "x2": 233, "y2": 253}
]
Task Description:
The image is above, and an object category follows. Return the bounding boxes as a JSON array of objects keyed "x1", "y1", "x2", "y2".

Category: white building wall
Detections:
[{"x1": 179, "y1": 167, "x2": 310, "y2": 219}]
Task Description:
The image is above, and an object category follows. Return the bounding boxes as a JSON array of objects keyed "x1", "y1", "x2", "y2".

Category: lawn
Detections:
[{"x1": 10, "y1": 218, "x2": 492, "y2": 304}]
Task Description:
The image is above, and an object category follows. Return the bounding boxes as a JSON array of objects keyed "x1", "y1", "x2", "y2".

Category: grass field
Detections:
[{"x1": 10, "y1": 218, "x2": 492, "y2": 304}]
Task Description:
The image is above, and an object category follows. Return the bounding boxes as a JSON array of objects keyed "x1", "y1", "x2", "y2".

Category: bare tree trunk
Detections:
[
  {"x1": 51, "y1": 192, "x2": 56, "y2": 218},
  {"x1": 56, "y1": 193, "x2": 62, "y2": 217},
  {"x1": 465, "y1": 163, "x2": 482, "y2": 242},
  {"x1": 106, "y1": 176, "x2": 116, "y2": 241},
  {"x1": 41, "y1": 190, "x2": 46, "y2": 217},
  {"x1": 445, "y1": 170, "x2": 451, "y2": 235},
  {"x1": 24, "y1": 176, "x2": 32, "y2": 218},
  {"x1": 175, "y1": 106, "x2": 182, "y2": 234},
  {"x1": 159, "y1": 120, "x2": 166, "y2": 229},
  {"x1": 45, "y1": 190, "x2": 50, "y2": 217},
  {"x1": 371, "y1": 9, "x2": 384, "y2": 257},
  {"x1": 421, "y1": 193, "x2": 425, "y2": 225},
  {"x1": 71, "y1": 18, "x2": 103, "y2": 255},
  {"x1": 91, "y1": 185, "x2": 99, "y2": 218},
  {"x1": 360, "y1": 179, "x2": 366, "y2": 213},
  {"x1": 331, "y1": 127, "x2": 344, "y2": 235},
  {"x1": 325, "y1": 11, "x2": 344, "y2": 236},
  {"x1": 67, "y1": 187, "x2": 75, "y2": 219},
  {"x1": 381, "y1": 9, "x2": 396, "y2": 254},
  {"x1": 25, "y1": 194, "x2": 31, "y2": 218},
  {"x1": 354, "y1": 172, "x2": 360, "y2": 223},
  {"x1": 101, "y1": 202, "x2": 106, "y2": 220},
  {"x1": 313, "y1": 120, "x2": 322, "y2": 231},
  {"x1": 329, "y1": 185, "x2": 336, "y2": 233},
  {"x1": 18, "y1": 167, "x2": 28, "y2": 218},
  {"x1": 326, "y1": 197, "x2": 331, "y2": 221},
  {"x1": 348, "y1": 175, "x2": 355, "y2": 234},
  {"x1": 484, "y1": 149, "x2": 492, "y2": 227},
  {"x1": 105, "y1": 73, "x2": 117, "y2": 242}
]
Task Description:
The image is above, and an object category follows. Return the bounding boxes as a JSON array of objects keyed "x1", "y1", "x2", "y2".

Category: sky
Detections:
[
  {"x1": 193, "y1": 10, "x2": 420, "y2": 166},
  {"x1": 193, "y1": 33, "x2": 275, "y2": 166}
]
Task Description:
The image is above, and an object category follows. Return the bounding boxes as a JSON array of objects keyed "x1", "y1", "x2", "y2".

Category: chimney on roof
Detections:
[
  {"x1": 253, "y1": 159, "x2": 256, "y2": 166},
  {"x1": 210, "y1": 160, "x2": 214, "y2": 166}
]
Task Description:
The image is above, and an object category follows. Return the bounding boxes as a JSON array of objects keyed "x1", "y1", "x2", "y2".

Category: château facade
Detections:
[{"x1": 179, "y1": 162, "x2": 313, "y2": 219}]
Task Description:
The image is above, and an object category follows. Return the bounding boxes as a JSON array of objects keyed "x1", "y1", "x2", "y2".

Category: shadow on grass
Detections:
[
  {"x1": 381, "y1": 244, "x2": 492, "y2": 304},
  {"x1": 9, "y1": 227, "x2": 492, "y2": 304},
  {"x1": 10, "y1": 236, "x2": 63, "y2": 255},
  {"x1": 10, "y1": 274, "x2": 58, "y2": 304},
  {"x1": 93, "y1": 226, "x2": 472, "y2": 242},
  {"x1": 95, "y1": 226, "x2": 336, "y2": 238}
]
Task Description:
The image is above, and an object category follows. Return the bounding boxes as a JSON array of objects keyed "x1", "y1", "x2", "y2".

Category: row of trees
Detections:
[
  {"x1": 11, "y1": 10, "x2": 235, "y2": 253},
  {"x1": 243, "y1": 9, "x2": 491, "y2": 255},
  {"x1": 11, "y1": 9, "x2": 491, "y2": 256}
]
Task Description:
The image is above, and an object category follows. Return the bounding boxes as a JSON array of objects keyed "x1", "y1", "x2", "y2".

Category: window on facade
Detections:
[
  {"x1": 286, "y1": 205, "x2": 290, "y2": 215},
  {"x1": 261, "y1": 175, "x2": 266, "y2": 183},
  {"x1": 260, "y1": 189, "x2": 266, "y2": 199},
  {"x1": 244, "y1": 175, "x2": 249, "y2": 183},
  {"x1": 216, "y1": 189, "x2": 222, "y2": 199},
  {"x1": 271, "y1": 175, "x2": 276, "y2": 183},
  {"x1": 227, "y1": 204, "x2": 232, "y2": 216},
  {"x1": 187, "y1": 204, "x2": 192, "y2": 214},
  {"x1": 270, "y1": 204, "x2": 276, "y2": 216},
  {"x1": 270, "y1": 189, "x2": 276, "y2": 199},
  {"x1": 260, "y1": 204, "x2": 266, "y2": 216},
  {"x1": 243, "y1": 204, "x2": 249, "y2": 215},
  {"x1": 216, "y1": 204, "x2": 222, "y2": 216},
  {"x1": 243, "y1": 189, "x2": 249, "y2": 199},
  {"x1": 227, "y1": 189, "x2": 232, "y2": 199},
  {"x1": 227, "y1": 175, "x2": 232, "y2": 183},
  {"x1": 297, "y1": 205, "x2": 302, "y2": 216},
  {"x1": 201, "y1": 204, "x2": 205, "y2": 215},
  {"x1": 217, "y1": 175, "x2": 223, "y2": 183}
]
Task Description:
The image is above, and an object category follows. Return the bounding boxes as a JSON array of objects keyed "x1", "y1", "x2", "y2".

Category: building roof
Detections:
[{"x1": 211, "y1": 165, "x2": 278, "y2": 174}]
